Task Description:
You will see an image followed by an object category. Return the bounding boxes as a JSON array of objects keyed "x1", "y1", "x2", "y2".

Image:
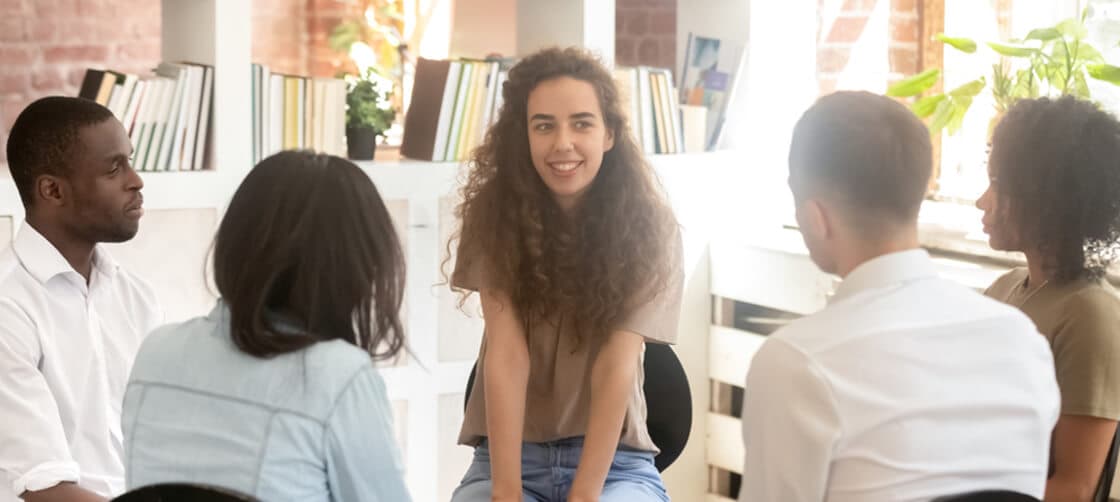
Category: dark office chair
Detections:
[
  {"x1": 931, "y1": 490, "x2": 1040, "y2": 502},
  {"x1": 113, "y1": 483, "x2": 258, "y2": 502},
  {"x1": 463, "y1": 342, "x2": 692, "y2": 472},
  {"x1": 1093, "y1": 422, "x2": 1120, "y2": 502}
]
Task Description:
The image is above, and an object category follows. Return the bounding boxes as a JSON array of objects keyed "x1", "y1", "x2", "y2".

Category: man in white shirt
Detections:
[
  {"x1": 1, "y1": 97, "x2": 161, "y2": 502},
  {"x1": 739, "y1": 91, "x2": 1060, "y2": 502}
]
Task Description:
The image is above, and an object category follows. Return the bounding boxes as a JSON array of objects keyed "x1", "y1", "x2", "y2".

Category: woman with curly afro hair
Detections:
[
  {"x1": 446, "y1": 47, "x2": 682, "y2": 502},
  {"x1": 981, "y1": 96, "x2": 1120, "y2": 502}
]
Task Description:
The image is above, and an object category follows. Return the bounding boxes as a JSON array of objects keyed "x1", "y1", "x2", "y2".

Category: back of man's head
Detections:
[
  {"x1": 7, "y1": 96, "x2": 115, "y2": 209},
  {"x1": 789, "y1": 91, "x2": 932, "y2": 233}
]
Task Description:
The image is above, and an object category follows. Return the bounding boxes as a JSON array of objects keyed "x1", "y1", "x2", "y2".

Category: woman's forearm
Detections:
[
  {"x1": 570, "y1": 331, "x2": 644, "y2": 499},
  {"x1": 483, "y1": 332, "x2": 531, "y2": 498}
]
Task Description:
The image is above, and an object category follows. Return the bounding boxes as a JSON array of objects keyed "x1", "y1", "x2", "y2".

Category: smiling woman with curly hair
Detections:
[
  {"x1": 980, "y1": 96, "x2": 1120, "y2": 502},
  {"x1": 447, "y1": 47, "x2": 682, "y2": 502}
]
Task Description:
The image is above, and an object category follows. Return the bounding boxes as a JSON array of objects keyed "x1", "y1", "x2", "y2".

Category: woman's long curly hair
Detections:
[
  {"x1": 990, "y1": 96, "x2": 1120, "y2": 282},
  {"x1": 450, "y1": 47, "x2": 678, "y2": 347}
]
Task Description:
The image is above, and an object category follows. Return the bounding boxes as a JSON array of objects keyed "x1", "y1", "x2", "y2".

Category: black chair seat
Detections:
[
  {"x1": 932, "y1": 490, "x2": 1040, "y2": 502},
  {"x1": 113, "y1": 483, "x2": 258, "y2": 501},
  {"x1": 463, "y1": 342, "x2": 692, "y2": 472}
]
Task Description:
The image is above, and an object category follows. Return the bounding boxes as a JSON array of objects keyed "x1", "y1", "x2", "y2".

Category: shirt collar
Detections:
[
  {"x1": 830, "y1": 249, "x2": 938, "y2": 304},
  {"x1": 12, "y1": 222, "x2": 119, "y2": 285}
]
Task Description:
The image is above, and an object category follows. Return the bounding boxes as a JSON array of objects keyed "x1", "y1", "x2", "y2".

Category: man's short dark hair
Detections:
[
  {"x1": 789, "y1": 91, "x2": 932, "y2": 229},
  {"x1": 6, "y1": 96, "x2": 115, "y2": 209}
]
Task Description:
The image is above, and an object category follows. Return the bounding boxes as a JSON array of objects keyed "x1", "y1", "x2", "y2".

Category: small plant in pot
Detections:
[{"x1": 346, "y1": 69, "x2": 396, "y2": 160}]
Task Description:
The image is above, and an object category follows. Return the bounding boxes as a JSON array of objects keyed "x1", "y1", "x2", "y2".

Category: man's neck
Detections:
[
  {"x1": 835, "y1": 230, "x2": 921, "y2": 279},
  {"x1": 25, "y1": 216, "x2": 95, "y2": 283}
]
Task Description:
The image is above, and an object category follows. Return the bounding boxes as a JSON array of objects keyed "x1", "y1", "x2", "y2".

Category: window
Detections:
[{"x1": 936, "y1": 0, "x2": 1120, "y2": 202}]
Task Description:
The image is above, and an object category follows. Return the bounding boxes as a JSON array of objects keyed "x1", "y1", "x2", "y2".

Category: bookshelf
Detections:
[
  {"x1": 0, "y1": 1, "x2": 735, "y2": 500},
  {"x1": 0, "y1": 2, "x2": 1059, "y2": 500}
]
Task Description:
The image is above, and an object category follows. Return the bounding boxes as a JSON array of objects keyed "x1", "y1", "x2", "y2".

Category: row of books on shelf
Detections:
[
  {"x1": 399, "y1": 57, "x2": 688, "y2": 161},
  {"x1": 400, "y1": 57, "x2": 507, "y2": 162},
  {"x1": 79, "y1": 63, "x2": 214, "y2": 172},
  {"x1": 615, "y1": 66, "x2": 684, "y2": 155},
  {"x1": 250, "y1": 64, "x2": 347, "y2": 164}
]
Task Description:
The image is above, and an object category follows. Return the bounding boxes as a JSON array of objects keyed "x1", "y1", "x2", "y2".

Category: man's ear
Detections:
[
  {"x1": 802, "y1": 197, "x2": 834, "y2": 242},
  {"x1": 35, "y1": 174, "x2": 66, "y2": 208}
]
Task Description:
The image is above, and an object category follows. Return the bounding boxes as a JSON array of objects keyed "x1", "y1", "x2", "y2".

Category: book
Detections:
[
  {"x1": 680, "y1": 32, "x2": 745, "y2": 150},
  {"x1": 400, "y1": 58, "x2": 454, "y2": 160}
]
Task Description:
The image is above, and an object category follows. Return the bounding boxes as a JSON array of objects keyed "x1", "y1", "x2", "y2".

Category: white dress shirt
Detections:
[
  {"x1": 0, "y1": 223, "x2": 161, "y2": 500},
  {"x1": 739, "y1": 249, "x2": 1060, "y2": 502}
]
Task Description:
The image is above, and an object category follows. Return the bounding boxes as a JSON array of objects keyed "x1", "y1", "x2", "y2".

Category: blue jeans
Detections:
[{"x1": 450, "y1": 437, "x2": 670, "y2": 502}]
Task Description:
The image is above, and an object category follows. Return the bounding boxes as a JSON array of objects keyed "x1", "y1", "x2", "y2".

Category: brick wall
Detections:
[
  {"x1": 616, "y1": 0, "x2": 677, "y2": 71},
  {"x1": 816, "y1": 0, "x2": 922, "y2": 95},
  {"x1": 0, "y1": 0, "x2": 161, "y2": 163},
  {"x1": 1, "y1": 0, "x2": 685, "y2": 162},
  {"x1": 252, "y1": 0, "x2": 310, "y2": 75},
  {"x1": 0, "y1": 0, "x2": 317, "y2": 164},
  {"x1": 306, "y1": 0, "x2": 364, "y2": 77}
]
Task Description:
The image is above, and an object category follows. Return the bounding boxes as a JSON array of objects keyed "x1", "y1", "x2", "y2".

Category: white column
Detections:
[
  {"x1": 516, "y1": 0, "x2": 616, "y2": 66},
  {"x1": 161, "y1": 0, "x2": 252, "y2": 175}
]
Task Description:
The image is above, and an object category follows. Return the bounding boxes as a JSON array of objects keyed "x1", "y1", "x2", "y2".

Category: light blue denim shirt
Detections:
[{"x1": 121, "y1": 302, "x2": 410, "y2": 502}]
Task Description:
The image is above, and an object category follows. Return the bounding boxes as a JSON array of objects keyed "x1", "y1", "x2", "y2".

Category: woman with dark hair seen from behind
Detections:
[
  {"x1": 980, "y1": 96, "x2": 1120, "y2": 502},
  {"x1": 120, "y1": 151, "x2": 411, "y2": 501},
  {"x1": 448, "y1": 47, "x2": 684, "y2": 502}
]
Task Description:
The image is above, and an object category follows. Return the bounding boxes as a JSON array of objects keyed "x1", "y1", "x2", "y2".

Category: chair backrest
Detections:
[
  {"x1": 931, "y1": 490, "x2": 1040, "y2": 502},
  {"x1": 113, "y1": 483, "x2": 258, "y2": 501},
  {"x1": 1093, "y1": 422, "x2": 1120, "y2": 502},
  {"x1": 463, "y1": 343, "x2": 693, "y2": 472}
]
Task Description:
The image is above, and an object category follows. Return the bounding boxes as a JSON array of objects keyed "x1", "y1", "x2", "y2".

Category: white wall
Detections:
[
  {"x1": 516, "y1": 0, "x2": 614, "y2": 63},
  {"x1": 676, "y1": 0, "x2": 750, "y2": 81}
]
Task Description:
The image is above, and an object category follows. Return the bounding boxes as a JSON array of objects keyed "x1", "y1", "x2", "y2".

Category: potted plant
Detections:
[
  {"x1": 888, "y1": 12, "x2": 1120, "y2": 136},
  {"x1": 346, "y1": 69, "x2": 395, "y2": 160}
]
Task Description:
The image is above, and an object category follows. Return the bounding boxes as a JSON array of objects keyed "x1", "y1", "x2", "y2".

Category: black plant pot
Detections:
[{"x1": 346, "y1": 127, "x2": 378, "y2": 160}]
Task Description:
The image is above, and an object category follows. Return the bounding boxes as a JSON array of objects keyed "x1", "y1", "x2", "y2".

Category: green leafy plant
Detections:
[
  {"x1": 888, "y1": 13, "x2": 1120, "y2": 136},
  {"x1": 328, "y1": 0, "x2": 404, "y2": 81},
  {"x1": 346, "y1": 69, "x2": 396, "y2": 136}
]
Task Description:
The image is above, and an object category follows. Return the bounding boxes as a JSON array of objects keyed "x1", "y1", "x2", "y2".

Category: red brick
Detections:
[
  {"x1": 661, "y1": 37, "x2": 677, "y2": 71},
  {"x1": 114, "y1": 43, "x2": 160, "y2": 65},
  {"x1": 0, "y1": 46, "x2": 35, "y2": 66},
  {"x1": 31, "y1": 67, "x2": 65, "y2": 91},
  {"x1": 638, "y1": 38, "x2": 660, "y2": 66},
  {"x1": 890, "y1": 16, "x2": 919, "y2": 43},
  {"x1": 891, "y1": 0, "x2": 917, "y2": 12},
  {"x1": 826, "y1": 15, "x2": 870, "y2": 44},
  {"x1": 43, "y1": 44, "x2": 109, "y2": 63},
  {"x1": 817, "y1": 46, "x2": 852, "y2": 73},
  {"x1": 651, "y1": 11, "x2": 675, "y2": 34},
  {"x1": 0, "y1": 19, "x2": 25, "y2": 42},
  {"x1": 47, "y1": 0, "x2": 82, "y2": 16},
  {"x1": 0, "y1": 73, "x2": 29, "y2": 94},
  {"x1": 27, "y1": 20, "x2": 62, "y2": 43},
  {"x1": 841, "y1": 0, "x2": 880, "y2": 14},
  {"x1": 67, "y1": 66, "x2": 88, "y2": 87},
  {"x1": 622, "y1": 10, "x2": 649, "y2": 36},
  {"x1": 0, "y1": 0, "x2": 28, "y2": 15},
  {"x1": 889, "y1": 46, "x2": 919, "y2": 74},
  {"x1": 616, "y1": 37, "x2": 636, "y2": 65}
]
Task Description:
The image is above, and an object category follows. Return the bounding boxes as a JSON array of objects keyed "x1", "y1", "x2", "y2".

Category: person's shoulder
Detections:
[
  {"x1": 304, "y1": 339, "x2": 380, "y2": 396},
  {"x1": 0, "y1": 245, "x2": 35, "y2": 300},
  {"x1": 1061, "y1": 280, "x2": 1120, "y2": 324}
]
